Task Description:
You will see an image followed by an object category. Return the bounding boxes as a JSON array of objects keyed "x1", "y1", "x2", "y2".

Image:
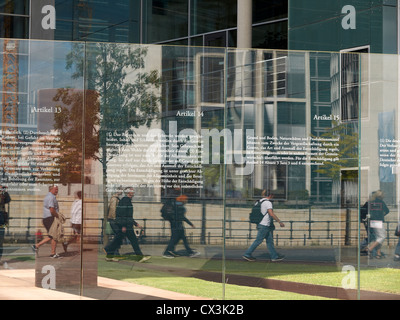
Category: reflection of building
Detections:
[
  {"x1": 3, "y1": 1, "x2": 395, "y2": 54},
  {"x1": 3, "y1": 0, "x2": 397, "y2": 202},
  {"x1": 1, "y1": 1, "x2": 398, "y2": 204},
  {"x1": 0, "y1": 1, "x2": 399, "y2": 299}
]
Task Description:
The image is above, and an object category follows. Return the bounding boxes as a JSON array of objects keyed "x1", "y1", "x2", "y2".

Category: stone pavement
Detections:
[{"x1": 0, "y1": 269, "x2": 210, "y2": 300}]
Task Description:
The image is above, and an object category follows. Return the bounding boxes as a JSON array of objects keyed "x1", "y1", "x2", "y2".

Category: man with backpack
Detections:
[
  {"x1": 103, "y1": 187, "x2": 151, "y2": 262},
  {"x1": 162, "y1": 194, "x2": 199, "y2": 258},
  {"x1": 243, "y1": 189, "x2": 285, "y2": 262}
]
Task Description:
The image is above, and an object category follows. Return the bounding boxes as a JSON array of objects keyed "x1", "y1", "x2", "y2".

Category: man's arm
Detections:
[
  {"x1": 49, "y1": 207, "x2": 59, "y2": 219},
  {"x1": 267, "y1": 209, "x2": 284, "y2": 227}
]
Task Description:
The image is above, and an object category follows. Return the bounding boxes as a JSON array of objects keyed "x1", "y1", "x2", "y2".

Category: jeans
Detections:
[{"x1": 244, "y1": 224, "x2": 278, "y2": 259}]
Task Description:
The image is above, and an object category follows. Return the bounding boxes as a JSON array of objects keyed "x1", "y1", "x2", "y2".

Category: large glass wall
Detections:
[{"x1": 0, "y1": 39, "x2": 399, "y2": 300}]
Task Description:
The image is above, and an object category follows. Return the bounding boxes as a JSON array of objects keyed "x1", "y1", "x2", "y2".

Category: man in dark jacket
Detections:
[
  {"x1": 163, "y1": 195, "x2": 199, "y2": 258},
  {"x1": 104, "y1": 187, "x2": 150, "y2": 262}
]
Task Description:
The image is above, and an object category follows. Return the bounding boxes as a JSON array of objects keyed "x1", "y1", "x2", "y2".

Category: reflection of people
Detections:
[
  {"x1": 163, "y1": 195, "x2": 199, "y2": 258},
  {"x1": 0, "y1": 186, "x2": 11, "y2": 265},
  {"x1": 394, "y1": 221, "x2": 400, "y2": 262},
  {"x1": 103, "y1": 187, "x2": 150, "y2": 262},
  {"x1": 243, "y1": 189, "x2": 285, "y2": 262},
  {"x1": 367, "y1": 190, "x2": 389, "y2": 259},
  {"x1": 32, "y1": 185, "x2": 62, "y2": 258},
  {"x1": 106, "y1": 187, "x2": 123, "y2": 255},
  {"x1": 360, "y1": 200, "x2": 370, "y2": 255},
  {"x1": 63, "y1": 191, "x2": 82, "y2": 252}
]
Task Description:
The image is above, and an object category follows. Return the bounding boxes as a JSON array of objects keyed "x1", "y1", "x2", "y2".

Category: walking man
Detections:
[
  {"x1": 243, "y1": 189, "x2": 285, "y2": 262},
  {"x1": 104, "y1": 187, "x2": 150, "y2": 262},
  {"x1": 32, "y1": 185, "x2": 62, "y2": 258}
]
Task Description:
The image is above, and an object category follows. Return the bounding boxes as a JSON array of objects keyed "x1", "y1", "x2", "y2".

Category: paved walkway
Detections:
[{"x1": 0, "y1": 269, "x2": 209, "y2": 300}]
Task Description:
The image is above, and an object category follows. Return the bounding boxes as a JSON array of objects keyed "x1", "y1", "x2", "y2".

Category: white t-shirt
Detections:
[
  {"x1": 70, "y1": 199, "x2": 82, "y2": 224},
  {"x1": 259, "y1": 198, "x2": 273, "y2": 226}
]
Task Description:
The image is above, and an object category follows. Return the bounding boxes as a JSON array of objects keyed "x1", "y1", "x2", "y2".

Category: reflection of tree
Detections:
[
  {"x1": 314, "y1": 121, "x2": 358, "y2": 181},
  {"x1": 53, "y1": 89, "x2": 100, "y2": 185},
  {"x1": 65, "y1": 43, "x2": 161, "y2": 230},
  {"x1": 202, "y1": 113, "x2": 224, "y2": 198}
]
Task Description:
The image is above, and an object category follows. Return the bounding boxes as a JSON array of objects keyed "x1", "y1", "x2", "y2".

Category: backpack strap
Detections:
[{"x1": 259, "y1": 198, "x2": 268, "y2": 216}]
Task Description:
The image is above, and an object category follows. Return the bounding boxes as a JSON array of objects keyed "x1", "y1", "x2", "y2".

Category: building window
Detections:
[{"x1": 340, "y1": 47, "x2": 369, "y2": 122}]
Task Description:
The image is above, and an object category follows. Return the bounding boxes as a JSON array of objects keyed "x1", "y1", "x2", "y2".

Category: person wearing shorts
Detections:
[
  {"x1": 367, "y1": 190, "x2": 390, "y2": 259},
  {"x1": 31, "y1": 185, "x2": 61, "y2": 258}
]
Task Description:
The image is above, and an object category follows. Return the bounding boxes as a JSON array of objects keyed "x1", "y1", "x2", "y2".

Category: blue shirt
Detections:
[{"x1": 43, "y1": 192, "x2": 59, "y2": 219}]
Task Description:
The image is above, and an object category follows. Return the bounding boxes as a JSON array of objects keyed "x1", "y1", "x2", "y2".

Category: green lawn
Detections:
[
  {"x1": 97, "y1": 255, "x2": 400, "y2": 300},
  {"x1": 98, "y1": 259, "x2": 333, "y2": 300}
]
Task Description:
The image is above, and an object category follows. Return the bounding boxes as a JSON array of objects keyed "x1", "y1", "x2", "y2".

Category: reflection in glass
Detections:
[{"x1": 1, "y1": 39, "x2": 399, "y2": 300}]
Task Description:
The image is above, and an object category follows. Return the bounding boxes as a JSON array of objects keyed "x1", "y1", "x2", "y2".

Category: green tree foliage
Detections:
[{"x1": 314, "y1": 121, "x2": 358, "y2": 181}]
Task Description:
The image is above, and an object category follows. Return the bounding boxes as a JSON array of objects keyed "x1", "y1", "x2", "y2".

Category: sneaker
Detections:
[
  {"x1": 50, "y1": 253, "x2": 62, "y2": 259},
  {"x1": 31, "y1": 245, "x2": 38, "y2": 253},
  {"x1": 163, "y1": 254, "x2": 175, "y2": 259},
  {"x1": 242, "y1": 255, "x2": 256, "y2": 262},
  {"x1": 138, "y1": 255, "x2": 151, "y2": 263},
  {"x1": 394, "y1": 255, "x2": 400, "y2": 262},
  {"x1": 271, "y1": 255, "x2": 285, "y2": 262},
  {"x1": 189, "y1": 251, "x2": 200, "y2": 257},
  {"x1": 105, "y1": 255, "x2": 119, "y2": 262}
]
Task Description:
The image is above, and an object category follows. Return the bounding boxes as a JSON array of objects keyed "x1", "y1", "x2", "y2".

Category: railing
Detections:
[{"x1": 4, "y1": 216, "x2": 399, "y2": 248}]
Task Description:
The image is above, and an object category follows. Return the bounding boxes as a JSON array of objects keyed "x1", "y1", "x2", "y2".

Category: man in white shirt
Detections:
[
  {"x1": 31, "y1": 185, "x2": 61, "y2": 258},
  {"x1": 243, "y1": 189, "x2": 285, "y2": 262}
]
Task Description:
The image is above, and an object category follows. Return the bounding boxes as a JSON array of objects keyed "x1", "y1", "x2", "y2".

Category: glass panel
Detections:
[
  {"x1": 224, "y1": 49, "x2": 350, "y2": 300},
  {"x1": 0, "y1": 0, "x2": 29, "y2": 15},
  {"x1": 54, "y1": 0, "x2": 140, "y2": 43},
  {"x1": 0, "y1": 39, "x2": 85, "y2": 294},
  {"x1": 143, "y1": 0, "x2": 188, "y2": 43},
  {"x1": 190, "y1": 0, "x2": 236, "y2": 36},
  {"x1": 252, "y1": 20, "x2": 288, "y2": 50},
  {"x1": 2, "y1": 38, "x2": 400, "y2": 300},
  {"x1": 359, "y1": 52, "x2": 400, "y2": 298},
  {"x1": 253, "y1": 0, "x2": 288, "y2": 24},
  {"x1": 0, "y1": 15, "x2": 29, "y2": 39}
]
